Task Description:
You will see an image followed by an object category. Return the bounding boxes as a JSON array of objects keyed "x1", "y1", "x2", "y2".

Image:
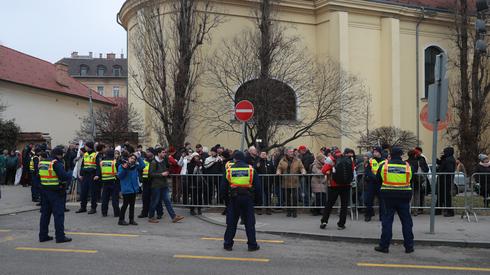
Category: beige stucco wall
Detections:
[
  {"x1": 0, "y1": 80, "x2": 108, "y2": 146},
  {"x1": 121, "y1": 0, "x2": 457, "y2": 157},
  {"x1": 77, "y1": 78, "x2": 128, "y2": 98}
]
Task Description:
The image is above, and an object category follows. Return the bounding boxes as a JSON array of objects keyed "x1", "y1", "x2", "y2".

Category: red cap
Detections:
[{"x1": 298, "y1": 145, "x2": 307, "y2": 151}]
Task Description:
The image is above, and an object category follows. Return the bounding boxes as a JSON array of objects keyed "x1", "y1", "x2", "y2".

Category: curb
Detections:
[
  {"x1": 0, "y1": 207, "x2": 40, "y2": 217},
  {"x1": 197, "y1": 214, "x2": 490, "y2": 249}
]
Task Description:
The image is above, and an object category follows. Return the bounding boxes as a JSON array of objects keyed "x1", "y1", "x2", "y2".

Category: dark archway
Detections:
[{"x1": 235, "y1": 78, "x2": 296, "y2": 121}]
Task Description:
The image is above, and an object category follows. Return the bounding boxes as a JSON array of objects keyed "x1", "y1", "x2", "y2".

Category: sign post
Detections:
[
  {"x1": 235, "y1": 100, "x2": 254, "y2": 151},
  {"x1": 428, "y1": 53, "x2": 448, "y2": 234}
]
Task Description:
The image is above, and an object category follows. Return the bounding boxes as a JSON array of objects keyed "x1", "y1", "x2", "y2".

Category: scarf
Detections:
[{"x1": 480, "y1": 162, "x2": 490, "y2": 168}]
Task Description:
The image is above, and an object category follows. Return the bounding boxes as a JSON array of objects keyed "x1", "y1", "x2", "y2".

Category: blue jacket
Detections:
[{"x1": 117, "y1": 157, "x2": 145, "y2": 195}]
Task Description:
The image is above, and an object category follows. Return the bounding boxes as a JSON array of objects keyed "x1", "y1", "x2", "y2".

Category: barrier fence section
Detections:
[{"x1": 170, "y1": 172, "x2": 490, "y2": 221}]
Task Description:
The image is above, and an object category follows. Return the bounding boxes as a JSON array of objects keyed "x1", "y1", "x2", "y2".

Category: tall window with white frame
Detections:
[
  {"x1": 97, "y1": 86, "x2": 104, "y2": 96},
  {"x1": 112, "y1": 86, "x2": 120, "y2": 97},
  {"x1": 424, "y1": 46, "x2": 443, "y2": 99}
]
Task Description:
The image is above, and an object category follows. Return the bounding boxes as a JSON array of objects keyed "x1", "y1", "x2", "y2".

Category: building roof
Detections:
[
  {"x1": 58, "y1": 54, "x2": 128, "y2": 78},
  {"x1": 0, "y1": 45, "x2": 114, "y2": 105}
]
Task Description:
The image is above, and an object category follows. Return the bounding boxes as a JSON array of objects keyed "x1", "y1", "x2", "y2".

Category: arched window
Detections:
[
  {"x1": 235, "y1": 79, "x2": 296, "y2": 121},
  {"x1": 112, "y1": 66, "x2": 122, "y2": 77},
  {"x1": 424, "y1": 46, "x2": 443, "y2": 99},
  {"x1": 97, "y1": 65, "x2": 106, "y2": 76},
  {"x1": 80, "y1": 65, "x2": 89, "y2": 76}
]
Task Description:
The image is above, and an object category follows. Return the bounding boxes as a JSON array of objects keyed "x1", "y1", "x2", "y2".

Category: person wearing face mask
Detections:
[
  {"x1": 117, "y1": 153, "x2": 146, "y2": 226},
  {"x1": 276, "y1": 148, "x2": 307, "y2": 218},
  {"x1": 476, "y1": 154, "x2": 490, "y2": 208}
]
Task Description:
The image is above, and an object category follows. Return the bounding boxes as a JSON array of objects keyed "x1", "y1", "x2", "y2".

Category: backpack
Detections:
[{"x1": 332, "y1": 156, "x2": 354, "y2": 185}]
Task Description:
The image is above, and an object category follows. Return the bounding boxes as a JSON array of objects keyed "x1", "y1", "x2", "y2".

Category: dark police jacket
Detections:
[{"x1": 220, "y1": 160, "x2": 261, "y2": 203}]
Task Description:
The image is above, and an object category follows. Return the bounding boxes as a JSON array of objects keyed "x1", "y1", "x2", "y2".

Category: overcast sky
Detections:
[{"x1": 0, "y1": 0, "x2": 127, "y2": 63}]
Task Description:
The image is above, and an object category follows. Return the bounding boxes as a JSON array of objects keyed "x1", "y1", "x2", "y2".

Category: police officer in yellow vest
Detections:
[
  {"x1": 29, "y1": 147, "x2": 42, "y2": 204},
  {"x1": 375, "y1": 147, "x2": 414, "y2": 254},
  {"x1": 96, "y1": 149, "x2": 120, "y2": 217},
  {"x1": 76, "y1": 141, "x2": 101, "y2": 214},
  {"x1": 138, "y1": 150, "x2": 153, "y2": 218},
  {"x1": 38, "y1": 146, "x2": 72, "y2": 243},
  {"x1": 364, "y1": 146, "x2": 385, "y2": 222},
  {"x1": 221, "y1": 151, "x2": 261, "y2": 252}
]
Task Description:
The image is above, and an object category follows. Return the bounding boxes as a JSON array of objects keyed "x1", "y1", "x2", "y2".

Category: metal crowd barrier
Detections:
[{"x1": 167, "y1": 172, "x2": 490, "y2": 221}]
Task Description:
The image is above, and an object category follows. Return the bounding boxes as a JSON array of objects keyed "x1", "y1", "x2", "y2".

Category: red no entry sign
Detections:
[{"x1": 235, "y1": 100, "x2": 254, "y2": 122}]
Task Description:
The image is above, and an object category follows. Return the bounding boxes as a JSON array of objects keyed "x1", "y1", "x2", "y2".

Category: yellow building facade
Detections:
[{"x1": 119, "y1": 0, "x2": 457, "y2": 154}]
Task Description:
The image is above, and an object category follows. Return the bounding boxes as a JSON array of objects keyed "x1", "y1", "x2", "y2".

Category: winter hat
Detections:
[
  {"x1": 298, "y1": 145, "x2": 307, "y2": 151},
  {"x1": 190, "y1": 152, "x2": 200, "y2": 159},
  {"x1": 85, "y1": 141, "x2": 94, "y2": 150},
  {"x1": 372, "y1": 146, "x2": 382, "y2": 154},
  {"x1": 479, "y1": 154, "x2": 489, "y2": 161},
  {"x1": 391, "y1": 147, "x2": 403, "y2": 158},
  {"x1": 233, "y1": 151, "x2": 245, "y2": 161},
  {"x1": 343, "y1": 148, "x2": 355, "y2": 155}
]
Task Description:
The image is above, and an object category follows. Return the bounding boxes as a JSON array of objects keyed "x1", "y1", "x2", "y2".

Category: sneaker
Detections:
[
  {"x1": 172, "y1": 215, "x2": 184, "y2": 223},
  {"x1": 118, "y1": 220, "x2": 129, "y2": 226},
  {"x1": 320, "y1": 222, "x2": 327, "y2": 229},
  {"x1": 248, "y1": 245, "x2": 260, "y2": 252},
  {"x1": 405, "y1": 247, "x2": 414, "y2": 254},
  {"x1": 337, "y1": 225, "x2": 346, "y2": 230},
  {"x1": 374, "y1": 246, "x2": 389, "y2": 253},
  {"x1": 148, "y1": 218, "x2": 159, "y2": 223}
]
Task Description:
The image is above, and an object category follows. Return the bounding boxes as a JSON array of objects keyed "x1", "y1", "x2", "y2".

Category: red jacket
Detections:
[
  {"x1": 168, "y1": 155, "x2": 181, "y2": 175},
  {"x1": 321, "y1": 155, "x2": 354, "y2": 188}
]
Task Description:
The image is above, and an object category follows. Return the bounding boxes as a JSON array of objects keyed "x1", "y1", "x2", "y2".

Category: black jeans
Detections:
[
  {"x1": 321, "y1": 187, "x2": 350, "y2": 227},
  {"x1": 119, "y1": 193, "x2": 136, "y2": 222}
]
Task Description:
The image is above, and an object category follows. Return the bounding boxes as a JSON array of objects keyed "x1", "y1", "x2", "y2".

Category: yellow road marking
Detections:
[
  {"x1": 201, "y1": 237, "x2": 284, "y2": 244},
  {"x1": 174, "y1": 254, "x2": 270, "y2": 263},
  {"x1": 0, "y1": 230, "x2": 11, "y2": 232},
  {"x1": 16, "y1": 247, "x2": 97, "y2": 254},
  {"x1": 358, "y1": 263, "x2": 490, "y2": 272},
  {"x1": 66, "y1": 232, "x2": 139, "y2": 237}
]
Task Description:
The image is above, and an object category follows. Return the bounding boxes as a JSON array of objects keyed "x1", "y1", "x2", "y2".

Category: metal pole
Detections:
[
  {"x1": 89, "y1": 88, "x2": 96, "y2": 141},
  {"x1": 240, "y1": 122, "x2": 246, "y2": 151},
  {"x1": 429, "y1": 55, "x2": 443, "y2": 234}
]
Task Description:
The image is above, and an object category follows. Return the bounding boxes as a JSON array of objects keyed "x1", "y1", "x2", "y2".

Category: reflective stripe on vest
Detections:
[
  {"x1": 100, "y1": 160, "x2": 116, "y2": 181},
  {"x1": 83, "y1": 152, "x2": 97, "y2": 169},
  {"x1": 142, "y1": 160, "x2": 150, "y2": 179},
  {"x1": 29, "y1": 156, "x2": 39, "y2": 172},
  {"x1": 38, "y1": 160, "x2": 59, "y2": 186},
  {"x1": 381, "y1": 161, "x2": 412, "y2": 191},
  {"x1": 226, "y1": 166, "x2": 253, "y2": 188},
  {"x1": 369, "y1": 158, "x2": 380, "y2": 174},
  {"x1": 225, "y1": 162, "x2": 235, "y2": 170}
]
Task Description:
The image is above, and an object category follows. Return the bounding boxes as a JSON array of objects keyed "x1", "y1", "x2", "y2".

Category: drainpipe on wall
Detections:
[
  {"x1": 415, "y1": 7, "x2": 425, "y2": 147},
  {"x1": 116, "y1": 12, "x2": 129, "y2": 107}
]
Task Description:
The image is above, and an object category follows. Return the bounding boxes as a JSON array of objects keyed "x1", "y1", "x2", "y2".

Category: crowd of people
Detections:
[{"x1": 1, "y1": 141, "x2": 489, "y2": 221}]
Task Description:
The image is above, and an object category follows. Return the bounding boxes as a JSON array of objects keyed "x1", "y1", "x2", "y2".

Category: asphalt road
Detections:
[{"x1": 1, "y1": 206, "x2": 489, "y2": 275}]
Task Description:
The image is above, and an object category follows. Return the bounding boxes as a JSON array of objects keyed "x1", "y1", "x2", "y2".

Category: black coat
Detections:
[
  {"x1": 437, "y1": 147, "x2": 456, "y2": 187},
  {"x1": 300, "y1": 151, "x2": 315, "y2": 173}
]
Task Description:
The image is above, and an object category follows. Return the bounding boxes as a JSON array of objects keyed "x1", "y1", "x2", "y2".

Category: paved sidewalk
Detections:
[
  {"x1": 0, "y1": 185, "x2": 39, "y2": 215},
  {"x1": 200, "y1": 209, "x2": 490, "y2": 248}
]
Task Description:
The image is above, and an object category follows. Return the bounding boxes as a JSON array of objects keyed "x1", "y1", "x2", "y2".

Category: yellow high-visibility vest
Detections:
[
  {"x1": 83, "y1": 152, "x2": 97, "y2": 169},
  {"x1": 142, "y1": 160, "x2": 150, "y2": 179},
  {"x1": 100, "y1": 160, "x2": 116, "y2": 181},
  {"x1": 369, "y1": 158, "x2": 381, "y2": 174},
  {"x1": 29, "y1": 156, "x2": 39, "y2": 172},
  {"x1": 380, "y1": 161, "x2": 412, "y2": 191},
  {"x1": 226, "y1": 165, "x2": 254, "y2": 188},
  {"x1": 38, "y1": 160, "x2": 59, "y2": 186}
]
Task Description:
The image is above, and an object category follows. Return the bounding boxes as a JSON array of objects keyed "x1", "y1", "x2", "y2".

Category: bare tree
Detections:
[
  {"x1": 129, "y1": 0, "x2": 221, "y2": 148},
  {"x1": 446, "y1": 1, "x2": 490, "y2": 174},
  {"x1": 204, "y1": 0, "x2": 365, "y2": 151},
  {"x1": 77, "y1": 103, "x2": 144, "y2": 147},
  {"x1": 358, "y1": 126, "x2": 420, "y2": 153}
]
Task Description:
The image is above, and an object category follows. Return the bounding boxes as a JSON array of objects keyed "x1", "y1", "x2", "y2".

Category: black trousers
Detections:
[
  {"x1": 119, "y1": 193, "x2": 136, "y2": 222},
  {"x1": 321, "y1": 187, "x2": 350, "y2": 227}
]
